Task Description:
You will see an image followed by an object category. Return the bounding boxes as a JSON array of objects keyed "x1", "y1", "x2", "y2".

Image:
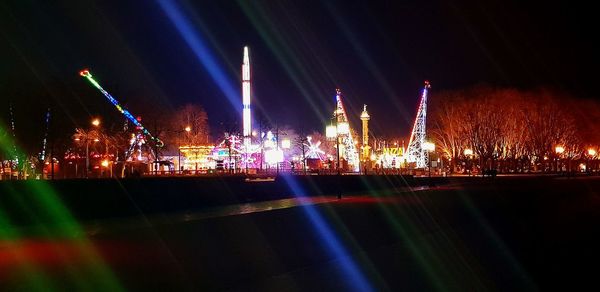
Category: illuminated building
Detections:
[
  {"x1": 378, "y1": 145, "x2": 404, "y2": 169},
  {"x1": 179, "y1": 145, "x2": 215, "y2": 171},
  {"x1": 212, "y1": 134, "x2": 242, "y2": 172}
]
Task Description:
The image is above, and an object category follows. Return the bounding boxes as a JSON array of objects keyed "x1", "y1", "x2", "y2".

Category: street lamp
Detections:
[
  {"x1": 326, "y1": 122, "x2": 340, "y2": 174},
  {"x1": 81, "y1": 119, "x2": 101, "y2": 178},
  {"x1": 464, "y1": 148, "x2": 473, "y2": 176},
  {"x1": 423, "y1": 142, "x2": 435, "y2": 177},
  {"x1": 587, "y1": 148, "x2": 596, "y2": 173},
  {"x1": 281, "y1": 138, "x2": 291, "y2": 172},
  {"x1": 327, "y1": 105, "x2": 342, "y2": 199},
  {"x1": 281, "y1": 138, "x2": 291, "y2": 150},
  {"x1": 555, "y1": 146, "x2": 565, "y2": 173},
  {"x1": 178, "y1": 126, "x2": 192, "y2": 174},
  {"x1": 101, "y1": 159, "x2": 111, "y2": 177}
]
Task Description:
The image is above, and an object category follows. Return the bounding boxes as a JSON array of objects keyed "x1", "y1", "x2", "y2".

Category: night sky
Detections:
[{"x1": 1, "y1": 0, "x2": 597, "y2": 151}]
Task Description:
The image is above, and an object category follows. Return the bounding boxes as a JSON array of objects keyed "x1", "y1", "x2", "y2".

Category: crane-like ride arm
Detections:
[{"x1": 79, "y1": 69, "x2": 164, "y2": 148}]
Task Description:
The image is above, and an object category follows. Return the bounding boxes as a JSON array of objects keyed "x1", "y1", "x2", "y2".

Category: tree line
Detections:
[{"x1": 429, "y1": 85, "x2": 600, "y2": 172}]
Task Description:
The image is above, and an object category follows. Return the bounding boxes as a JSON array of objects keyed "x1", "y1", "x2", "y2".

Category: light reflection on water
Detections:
[{"x1": 82, "y1": 196, "x2": 340, "y2": 236}]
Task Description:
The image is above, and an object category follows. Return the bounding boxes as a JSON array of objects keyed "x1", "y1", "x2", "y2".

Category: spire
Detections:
[
  {"x1": 242, "y1": 46, "x2": 251, "y2": 146},
  {"x1": 360, "y1": 104, "x2": 370, "y2": 120},
  {"x1": 360, "y1": 104, "x2": 371, "y2": 163}
]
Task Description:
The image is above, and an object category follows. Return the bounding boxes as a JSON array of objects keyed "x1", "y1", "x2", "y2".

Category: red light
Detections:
[{"x1": 79, "y1": 69, "x2": 90, "y2": 77}]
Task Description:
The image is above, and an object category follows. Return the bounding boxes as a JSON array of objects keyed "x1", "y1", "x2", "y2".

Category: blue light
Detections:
[
  {"x1": 281, "y1": 176, "x2": 374, "y2": 292},
  {"x1": 156, "y1": 0, "x2": 240, "y2": 114}
]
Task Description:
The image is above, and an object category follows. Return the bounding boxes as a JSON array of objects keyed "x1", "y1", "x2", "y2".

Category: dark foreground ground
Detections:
[{"x1": 1, "y1": 175, "x2": 599, "y2": 291}]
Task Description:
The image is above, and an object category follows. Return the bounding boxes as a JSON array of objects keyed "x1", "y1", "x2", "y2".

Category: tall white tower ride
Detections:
[
  {"x1": 242, "y1": 46, "x2": 252, "y2": 147},
  {"x1": 406, "y1": 81, "x2": 431, "y2": 169}
]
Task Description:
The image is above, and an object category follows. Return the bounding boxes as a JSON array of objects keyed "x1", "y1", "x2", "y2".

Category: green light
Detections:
[
  {"x1": 87, "y1": 76, "x2": 102, "y2": 90},
  {"x1": 0, "y1": 121, "x2": 124, "y2": 291}
]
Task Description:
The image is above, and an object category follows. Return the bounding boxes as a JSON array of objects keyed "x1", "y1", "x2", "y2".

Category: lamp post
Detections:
[
  {"x1": 423, "y1": 142, "x2": 435, "y2": 177},
  {"x1": 464, "y1": 148, "x2": 473, "y2": 176},
  {"x1": 85, "y1": 138, "x2": 89, "y2": 178},
  {"x1": 555, "y1": 146, "x2": 564, "y2": 174},
  {"x1": 326, "y1": 120, "x2": 340, "y2": 174},
  {"x1": 177, "y1": 126, "x2": 191, "y2": 174},
  {"x1": 336, "y1": 118, "x2": 340, "y2": 176},
  {"x1": 82, "y1": 118, "x2": 101, "y2": 178},
  {"x1": 276, "y1": 124, "x2": 279, "y2": 175},
  {"x1": 101, "y1": 159, "x2": 110, "y2": 177},
  {"x1": 326, "y1": 108, "x2": 341, "y2": 199},
  {"x1": 587, "y1": 148, "x2": 596, "y2": 174},
  {"x1": 282, "y1": 138, "x2": 291, "y2": 173}
]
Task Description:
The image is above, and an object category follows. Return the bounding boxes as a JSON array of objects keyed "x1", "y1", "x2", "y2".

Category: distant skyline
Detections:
[{"x1": 2, "y1": 0, "x2": 598, "y2": 151}]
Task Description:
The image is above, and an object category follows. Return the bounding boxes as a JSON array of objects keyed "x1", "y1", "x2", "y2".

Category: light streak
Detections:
[{"x1": 79, "y1": 69, "x2": 163, "y2": 147}]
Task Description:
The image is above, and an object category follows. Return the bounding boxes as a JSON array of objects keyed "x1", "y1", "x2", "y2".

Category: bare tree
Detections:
[
  {"x1": 427, "y1": 85, "x2": 591, "y2": 173},
  {"x1": 429, "y1": 90, "x2": 468, "y2": 172},
  {"x1": 162, "y1": 104, "x2": 211, "y2": 150},
  {"x1": 294, "y1": 135, "x2": 308, "y2": 174}
]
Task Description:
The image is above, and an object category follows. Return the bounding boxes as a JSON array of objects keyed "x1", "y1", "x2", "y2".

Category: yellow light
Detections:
[
  {"x1": 74, "y1": 138, "x2": 80, "y2": 141},
  {"x1": 265, "y1": 149, "x2": 284, "y2": 164},
  {"x1": 464, "y1": 149, "x2": 473, "y2": 156},
  {"x1": 101, "y1": 160, "x2": 109, "y2": 167},
  {"x1": 337, "y1": 122, "x2": 350, "y2": 135},
  {"x1": 185, "y1": 126, "x2": 191, "y2": 132},
  {"x1": 325, "y1": 125, "x2": 337, "y2": 138},
  {"x1": 555, "y1": 146, "x2": 565, "y2": 154},
  {"x1": 588, "y1": 149, "x2": 596, "y2": 156},
  {"x1": 281, "y1": 139, "x2": 291, "y2": 149},
  {"x1": 92, "y1": 119, "x2": 100, "y2": 126},
  {"x1": 423, "y1": 142, "x2": 435, "y2": 151},
  {"x1": 94, "y1": 138, "x2": 99, "y2": 142},
  {"x1": 264, "y1": 139, "x2": 275, "y2": 148},
  {"x1": 370, "y1": 154, "x2": 377, "y2": 161}
]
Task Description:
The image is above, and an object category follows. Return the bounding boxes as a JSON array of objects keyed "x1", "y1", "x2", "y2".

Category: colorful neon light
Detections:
[{"x1": 79, "y1": 69, "x2": 163, "y2": 147}]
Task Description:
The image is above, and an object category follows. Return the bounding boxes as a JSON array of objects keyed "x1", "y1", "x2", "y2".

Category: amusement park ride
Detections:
[
  {"x1": 76, "y1": 46, "x2": 432, "y2": 175},
  {"x1": 405, "y1": 81, "x2": 431, "y2": 169},
  {"x1": 328, "y1": 89, "x2": 360, "y2": 172},
  {"x1": 79, "y1": 69, "x2": 163, "y2": 164}
]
